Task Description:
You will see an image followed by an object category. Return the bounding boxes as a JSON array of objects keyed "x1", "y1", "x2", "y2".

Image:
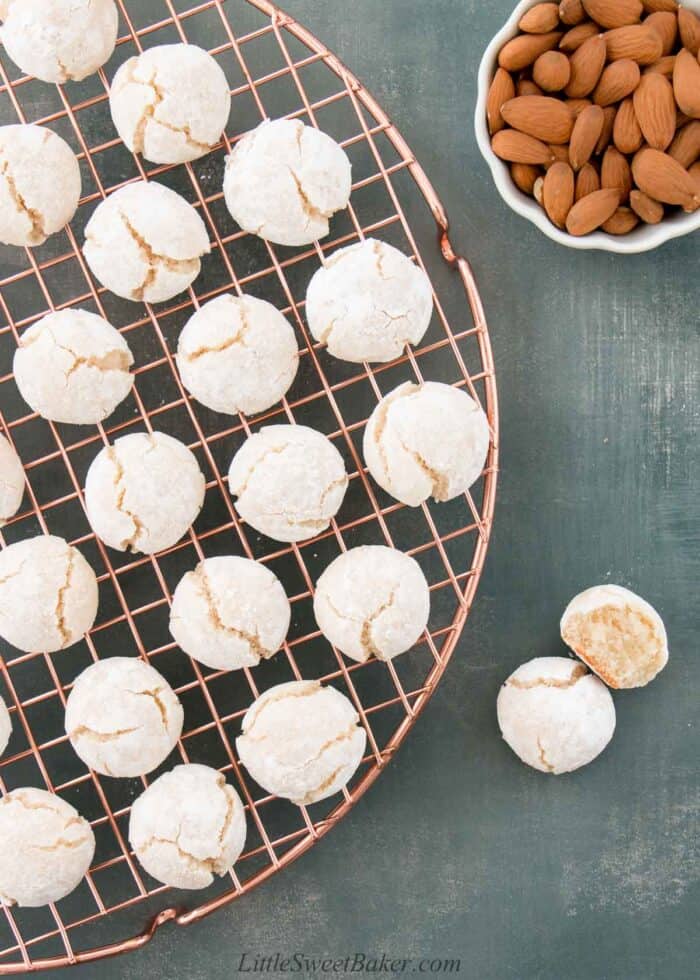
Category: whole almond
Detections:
[
  {"x1": 595, "y1": 105, "x2": 618, "y2": 152},
  {"x1": 547, "y1": 143, "x2": 572, "y2": 165},
  {"x1": 499, "y1": 32, "x2": 563, "y2": 71},
  {"x1": 641, "y1": 0, "x2": 677, "y2": 12},
  {"x1": 689, "y1": 161, "x2": 700, "y2": 192},
  {"x1": 511, "y1": 162, "x2": 542, "y2": 194},
  {"x1": 633, "y1": 72, "x2": 677, "y2": 150},
  {"x1": 673, "y1": 48, "x2": 700, "y2": 119},
  {"x1": 629, "y1": 188, "x2": 665, "y2": 221},
  {"x1": 602, "y1": 206, "x2": 640, "y2": 233},
  {"x1": 575, "y1": 161, "x2": 601, "y2": 198},
  {"x1": 492, "y1": 129, "x2": 555, "y2": 164},
  {"x1": 643, "y1": 54, "x2": 676, "y2": 76},
  {"x1": 501, "y1": 95, "x2": 575, "y2": 143},
  {"x1": 668, "y1": 120, "x2": 700, "y2": 168},
  {"x1": 613, "y1": 96, "x2": 644, "y2": 153},
  {"x1": 678, "y1": 7, "x2": 700, "y2": 56},
  {"x1": 582, "y1": 0, "x2": 642, "y2": 29},
  {"x1": 543, "y1": 161, "x2": 576, "y2": 226},
  {"x1": 644, "y1": 10, "x2": 677, "y2": 55},
  {"x1": 593, "y1": 59, "x2": 641, "y2": 105},
  {"x1": 565, "y1": 34, "x2": 607, "y2": 96},
  {"x1": 519, "y1": 3, "x2": 561, "y2": 33},
  {"x1": 533, "y1": 51, "x2": 572, "y2": 90},
  {"x1": 560, "y1": 0, "x2": 586, "y2": 26},
  {"x1": 570, "y1": 103, "x2": 605, "y2": 169},
  {"x1": 631, "y1": 146, "x2": 700, "y2": 209},
  {"x1": 565, "y1": 187, "x2": 620, "y2": 233},
  {"x1": 566, "y1": 97, "x2": 594, "y2": 116},
  {"x1": 605, "y1": 25, "x2": 663, "y2": 64},
  {"x1": 487, "y1": 67, "x2": 516, "y2": 135},
  {"x1": 517, "y1": 78, "x2": 544, "y2": 96},
  {"x1": 560, "y1": 22, "x2": 601, "y2": 51},
  {"x1": 602, "y1": 145, "x2": 633, "y2": 200}
]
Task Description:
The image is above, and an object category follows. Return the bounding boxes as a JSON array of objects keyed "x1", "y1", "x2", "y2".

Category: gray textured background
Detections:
[{"x1": 34, "y1": 0, "x2": 700, "y2": 976}]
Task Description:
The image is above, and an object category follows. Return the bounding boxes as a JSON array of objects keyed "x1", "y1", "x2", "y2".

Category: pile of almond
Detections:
[{"x1": 487, "y1": 0, "x2": 700, "y2": 236}]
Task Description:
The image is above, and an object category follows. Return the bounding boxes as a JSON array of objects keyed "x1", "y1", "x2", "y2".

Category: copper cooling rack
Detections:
[{"x1": 0, "y1": 0, "x2": 498, "y2": 970}]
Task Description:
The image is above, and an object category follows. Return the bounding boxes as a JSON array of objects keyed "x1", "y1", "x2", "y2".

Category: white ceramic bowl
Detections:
[{"x1": 475, "y1": 0, "x2": 700, "y2": 253}]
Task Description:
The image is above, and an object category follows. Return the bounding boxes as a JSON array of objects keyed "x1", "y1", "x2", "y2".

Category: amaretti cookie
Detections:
[
  {"x1": 110, "y1": 43, "x2": 231, "y2": 165},
  {"x1": 497, "y1": 657, "x2": 616, "y2": 775},
  {"x1": 306, "y1": 239, "x2": 433, "y2": 363},
  {"x1": 314, "y1": 545, "x2": 430, "y2": 663},
  {"x1": 0, "y1": 696, "x2": 11, "y2": 757},
  {"x1": 169, "y1": 556, "x2": 290, "y2": 672},
  {"x1": 65, "y1": 657, "x2": 183, "y2": 778},
  {"x1": 236, "y1": 680, "x2": 366, "y2": 805},
  {"x1": 223, "y1": 118, "x2": 351, "y2": 246},
  {"x1": 0, "y1": 433, "x2": 24, "y2": 523},
  {"x1": 561, "y1": 584, "x2": 668, "y2": 689},
  {"x1": 228, "y1": 424, "x2": 348, "y2": 543},
  {"x1": 14, "y1": 309, "x2": 134, "y2": 425},
  {"x1": 83, "y1": 182, "x2": 210, "y2": 303},
  {"x1": 0, "y1": 788, "x2": 95, "y2": 907},
  {"x1": 363, "y1": 381, "x2": 490, "y2": 506},
  {"x1": 0, "y1": 535, "x2": 98, "y2": 653},
  {"x1": 0, "y1": 0, "x2": 118, "y2": 84},
  {"x1": 85, "y1": 431, "x2": 205, "y2": 554},
  {"x1": 0, "y1": 123, "x2": 81, "y2": 247},
  {"x1": 177, "y1": 294, "x2": 298, "y2": 416},
  {"x1": 129, "y1": 764, "x2": 247, "y2": 889}
]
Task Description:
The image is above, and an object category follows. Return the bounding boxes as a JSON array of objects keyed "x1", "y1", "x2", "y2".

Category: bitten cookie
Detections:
[
  {"x1": 14, "y1": 309, "x2": 134, "y2": 424},
  {"x1": 65, "y1": 657, "x2": 184, "y2": 778},
  {"x1": 314, "y1": 545, "x2": 430, "y2": 663},
  {"x1": 363, "y1": 381, "x2": 490, "y2": 506},
  {"x1": 85, "y1": 431, "x2": 205, "y2": 554},
  {"x1": 561, "y1": 584, "x2": 668, "y2": 689},
  {"x1": 496, "y1": 657, "x2": 616, "y2": 775},
  {"x1": 110, "y1": 43, "x2": 231, "y2": 165},
  {"x1": 83, "y1": 182, "x2": 210, "y2": 303},
  {"x1": 0, "y1": 0, "x2": 118, "y2": 84},
  {"x1": 177, "y1": 294, "x2": 298, "y2": 416},
  {"x1": 129, "y1": 764, "x2": 247, "y2": 889},
  {"x1": 0, "y1": 433, "x2": 24, "y2": 524},
  {"x1": 223, "y1": 118, "x2": 351, "y2": 246},
  {"x1": 170, "y1": 556, "x2": 290, "y2": 671},
  {"x1": 306, "y1": 239, "x2": 433, "y2": 363},
  {"x1": 0, "y1": 535, "x2": 98, "y2": 653},
  {"x1": 0, "y1": 123, "x2": 81, "y2": 247},
  {"x1": 236, "y1": 680, "x2": 366, "y2": 805},
  {"x1": 228, "y1": 425, "x2": 348, "y2": 543},
  {"x1": 0, "y1": 788, "x2": 95, "y2": 907}
]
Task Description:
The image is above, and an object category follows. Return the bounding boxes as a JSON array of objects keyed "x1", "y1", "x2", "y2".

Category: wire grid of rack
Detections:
[{"x1": 0, "y1": 0, "x2": 498, "y2": 970}]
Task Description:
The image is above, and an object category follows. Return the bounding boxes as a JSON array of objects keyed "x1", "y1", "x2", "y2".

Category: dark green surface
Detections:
[{"x1": 24, "y1": 0, "x2": 700, "y2": 977}]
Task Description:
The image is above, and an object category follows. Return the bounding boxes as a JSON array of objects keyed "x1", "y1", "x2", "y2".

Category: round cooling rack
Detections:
[{"x1": 0, "y1": 0, "x2": 498, "y2": 970}]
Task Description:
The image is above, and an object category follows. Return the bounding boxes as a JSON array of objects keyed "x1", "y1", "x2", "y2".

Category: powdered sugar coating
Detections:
[
  {"x1": 177, "y1": 294, "x2": 298, "y2": 416},
  {"x1": 110, "y1": 43, "x2": 231, "y2": 165},
  {"x1": 306, "y1": 239, "x2": 433, "y2": 363},
  {"x1": 363, "y1": 381, "x2": 490, "y2": 506},
  {"x1": 0, "y1": 433, "x2": 24, "y2": 524},
  {"x1": 84, "y1": 431, "x2": 206, "y2": 554},
  {"x1": 223, "y1": 118, "x2": 351, "y2": 246},
  {"x1": 236, "y1": 680, "x2": 366, "y2": 805},
  {"x1": 14, "y1": 309, "x2": 134, "y2": 424},
  {"x1": 0, "y1": 696, "x2": 11, "y2": 757}
]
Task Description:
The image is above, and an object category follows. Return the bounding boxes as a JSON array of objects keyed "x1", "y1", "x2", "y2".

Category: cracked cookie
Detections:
[
  {"x1": 129, "y1": 763, "x2": 246, "y2": 889},
  {"x1": 0, "y1": 695, "x2": 11, "y2": 757},
  {"x1": 363, "y1": 380, "x2": 490, "y2": 507},
  {"x1": 314, "y1": 545, "x2": 430, "y2": 663},
  {"x1": 0, "y1": 0, "x2": 117, "y2": 84},
  {"x1": 228, "y1": 424, "x2": 348, "y2": 543},
  {"x1": 306, "y1": 238, "x2": 433, "y2": 363},
  {"x1": 83, "y1": 181, "x2": 210, "y2": 303},
  {"x1": 84, "y1": 430, "x2": 206, "y2": 554},
  {"x1": 0, "y1": 535, "x2": 98, "y2": 654},
  {"x1": 109, "y1": 43, "x2": 231, "y2": 165},
  {"x1": 497, "y1": 657, "x2": 616, "y2": 775},
  {"x1": 170, "y1": 555, "x2": 291, "y2": 672},
  {"x1": 14, "y1": 308, "x2": 134, "y2": 424},
  {"x1": 223, "y1": 118, "x2": 351, "y2": 246},
  {"x1": 0, "y1": 432, "x2": 24, "y2": 524},
  {"x1": 561, "y1": 585, "x2": 668, "y2": 689},
  {"x1": 236, "y1": 680, "x2": 366, "y2": 806},
  {"x1": 176, "y1": 293, "x2": 298, "y2": 417},
  {"x1": 0, "y1": 123, "x2": 80, "y2": 247},
  {"x1": 0, "y1": 787, "x2": 95, "y2": 907},
  {"x1": 65, "y1": 656, "x2": 184, "y2": 778}
]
